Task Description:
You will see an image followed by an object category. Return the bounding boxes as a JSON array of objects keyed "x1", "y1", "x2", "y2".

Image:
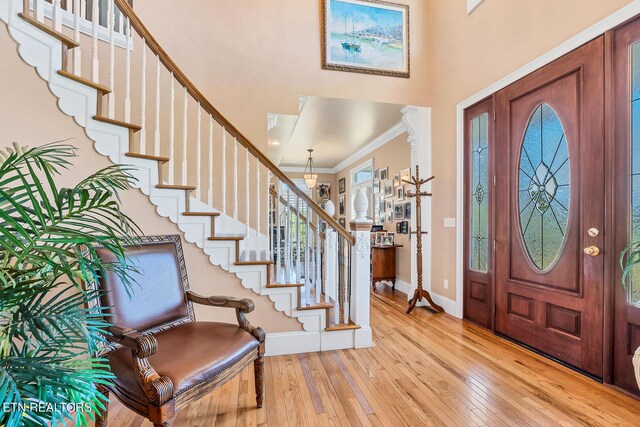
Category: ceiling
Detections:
[{"x1": 267, "y1": 96, "x2": 404, "y2": 169}]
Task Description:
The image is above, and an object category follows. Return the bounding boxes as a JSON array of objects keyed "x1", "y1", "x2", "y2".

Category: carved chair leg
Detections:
[
  {"x1": 95, "y1": 385, "x2": 109, "y2": 427},
  {"x1": 254, "y1": 355, "x2": 265, "y2": 408}
]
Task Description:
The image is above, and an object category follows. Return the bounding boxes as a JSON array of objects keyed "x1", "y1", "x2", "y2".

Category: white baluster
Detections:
[
  {"x1": 73, "y1": 0, "x2": 81, "y2": 75},
  {"x1": 154, "y1": 55, "x2": 161, "y2": 156},
  {"x1": 296, "y1": 197, "x2": 304, "y2": 302},
  {"x1": 208, "y1": 115, "x2": 214, "y2": 206},
  {"x1": 221, "y1": 128, "x2": 227, "y2": 214},
  {"x1": 343, "y1": 242, "x2": 349, "y2": 324},
  {"x1": 256, "y1": 158, "x2": 261, "y2": 235},
  {"x1": 117, "y1": 8, "x2": 123, "y2": 34},
  {"x1": 182, "y1": 87, "x2": 188, "y2": 185},
  {"x1": 245, "y1": 148, "x2": 250, "y2": 232},
  {"x1": 81, "y1": 0, "x2": 86, "y2": 19},
  {"x1": 123, "y1": 17, "x2": 131, "y2": 122},
  {"x1": 196, "y1": 105, "x2": 202, "y2": 200},
  {"x1": 285, "y1": 186, "x2": 291, "y2": 281},
  {"x1": 168, "y1": 76, "x2": 175, "y2": 184},
  {"x1": 91, "y1": 0, "x2": 99, "y2": 83},
  {"x1": 233, "y1": 138, "x2": 238, "y2": 220},
  {"x1": 52, "y1": 0, "x2": 62, "y2": 32},
  {"x1": 305, "y1": 202, "x2": 310, "y2": 302},
  {"x1": 108, "y1": 0, "x2": 115, "y2": 119},
  {"x1": 276, "y1": 181, "x2": 282, "y2": 280},
  {"x1": 316, "y1": 213, "x2": 321, "y2": 304},
  {"x1": 139, "y1": 41, "x2": 147, "y2": 154}
]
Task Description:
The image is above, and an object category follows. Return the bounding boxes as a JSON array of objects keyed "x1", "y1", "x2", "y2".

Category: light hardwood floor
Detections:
[{"x1": 105, "y1": 287, "x2": 640, "y2": 426}]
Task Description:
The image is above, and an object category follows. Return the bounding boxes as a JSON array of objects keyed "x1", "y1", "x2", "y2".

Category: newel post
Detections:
[
  {"x1": 323, "y1": 201, "x2": 338, "y2": 306},
  {"x1": 350, "y1": 189, "x2": 372, "y2": 348}
]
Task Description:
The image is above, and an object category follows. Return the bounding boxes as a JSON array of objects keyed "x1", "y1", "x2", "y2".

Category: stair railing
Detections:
[{"x1": 19, "y1": 0, "x2": 372, "y2": 332}]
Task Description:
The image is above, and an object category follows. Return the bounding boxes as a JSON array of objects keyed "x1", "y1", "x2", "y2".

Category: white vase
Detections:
[
  {"x1": 353, "y1": 189, "x2": 369, "y2": 221},
  {"x1": 324, "y1": 200, "x2": 335, "y2": 218},
  {"x1": 634, "y1": 346, "x2": 640, "y2": 389}
]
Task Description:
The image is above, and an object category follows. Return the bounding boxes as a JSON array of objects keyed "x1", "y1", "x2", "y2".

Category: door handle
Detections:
[{"x1": 583, "y1": 245, "x2": 600, "y2": 256}]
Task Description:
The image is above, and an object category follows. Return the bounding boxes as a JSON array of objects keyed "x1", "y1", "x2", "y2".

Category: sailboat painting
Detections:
[{"x1": 322, "y1": 0, "x2": 409, "y2": 78}]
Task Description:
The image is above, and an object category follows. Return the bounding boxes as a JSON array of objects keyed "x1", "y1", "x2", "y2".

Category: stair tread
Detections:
[
  {"x1": 267, "y1": 282, "x2": 304, "y2": 288},
  {"x1": 57, "y1": 70, "x2": 112, "y2": 94},
  {"x1": 125, "y1": 152, "x2": 170, "y2": 162},
  {"x1": 19, "y1": 13, "x2": 80, "y2": 48},
  {"x1": 208, "y1": 235, "x2": 245, "y2": 241},
  {"x1": 297, "y1": 287, "x2": 334, "y2": 310},
  {"x1": 326, "y1": 321, "x2": 361, "y2": 331},
  {"x1": 156, "y1": 184, "x2": 197, "y2": 190},
  {"x1": 183, "y1": 211, "x2": 220, "y2": 217},
  {"x1": 93, "y1": 115, "x2": 142, "y2": 131}
]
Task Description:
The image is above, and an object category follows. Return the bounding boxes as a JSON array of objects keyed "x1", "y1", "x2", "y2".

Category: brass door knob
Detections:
[{"x1": 584, "y1": 246, "x2": 600, "y2": 256}]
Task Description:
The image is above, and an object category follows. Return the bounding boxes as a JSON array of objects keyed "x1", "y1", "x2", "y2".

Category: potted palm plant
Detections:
[
  {"x1": 620, "y1": 241, "x2": 640, "y2": 389},
  {"x1": 0, "y1": 142, "x2": 140, "y2": 426}
]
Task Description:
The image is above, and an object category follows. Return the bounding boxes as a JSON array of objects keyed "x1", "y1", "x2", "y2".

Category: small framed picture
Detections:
[
  {"x1": 384, "y1": 181, "x2": 394, "y2": 198},
  {"x1": 396, "y1": 186, "x2": 404, "y2": 201},
  {"x1": 393, "y1": 173, "x2": 401, "y2": 187},
  {"x1": 394, "y1": 203, "x2": 405, "y2": 220},
  {"x1": 396, "y1": 222, "x2": 402, "y2": 233},
  {"x1": 374, "y1": 168, "x2": 380, "y2": 180},
  {"x1": 338, "y1": 177, "x2": 346, "y2": 194},
  {"x1": 404, "y1": 202, "x2": 412, "y2": 219},
  {"x1": 380, "y1": 234, "x2": 394, "y2": 246},
  {"x1": 317, "y1": 183, "x2": 331, "y2": 202},
  {"x1": 379, "y1": 214, "x2": 386, "y2": 224},
  {"x1": 373, "y1": 180, "x2": 380, "y2": 194},
  {"x1": 387, "y1": 211, "x2": 393, "y2": 223},
  {"x1": 375, "y1": 232, "x2": 387, "y2": 244},
  {"x1": 380, "y1": 167, "x2": 389, "y2": 182},
  {"x1": 339, "y1": 194, "x2": 346, "y2": 215},
  {"x1": 401, "y1": 221, "x2": 409, "y2": 234},
  {"x1": 379, "y1": 198, "x2": 386, "y2": 212},
  {"x1": 386, "y1": 232, "x2": 396, "y2": 244},
  {"x1": 338, "y1": 217, "x2": 346, "y2": 228},
  {"x1": 386, "y1": 199, "x2": 394, "y2": 212},
  {"x1": 400, "y1": 168, "x2": 411, "y2": 184}
]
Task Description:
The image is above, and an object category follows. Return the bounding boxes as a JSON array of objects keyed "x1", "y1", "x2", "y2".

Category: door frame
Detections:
[{"x1": 455, "y1": 2, "x2": 640, "y2": 383}]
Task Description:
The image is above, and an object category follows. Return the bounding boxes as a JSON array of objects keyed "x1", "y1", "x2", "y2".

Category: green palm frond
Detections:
[{"x1": 0, "y1": 141, "x2": 142, "y2": 426}]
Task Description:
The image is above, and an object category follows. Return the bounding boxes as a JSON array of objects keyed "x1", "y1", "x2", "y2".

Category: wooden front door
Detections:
[
  {"x1": 494, "y1": 37, "x2": 605, "y2": 377},
  {"x1": 613, "y1": 18, "x2": 640, "y2": 394}
]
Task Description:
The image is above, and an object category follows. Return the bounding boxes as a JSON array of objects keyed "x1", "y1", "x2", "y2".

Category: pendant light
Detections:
[{"x1": 303, "y1": 149, "x2": 318, "y2": 189}]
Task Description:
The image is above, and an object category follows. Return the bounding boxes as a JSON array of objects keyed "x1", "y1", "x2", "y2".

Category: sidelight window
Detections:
[
  {"x1": 469, "y1": 113, "x2": 489, "y2": 272},
  {"x1": 629, "y1": 43, "x2": 640, "y2": 303}
]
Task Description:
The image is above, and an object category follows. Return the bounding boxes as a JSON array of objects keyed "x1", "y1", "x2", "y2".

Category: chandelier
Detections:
[{"x1": 303, "y1": 149, "x2": 318, "y2": 189}]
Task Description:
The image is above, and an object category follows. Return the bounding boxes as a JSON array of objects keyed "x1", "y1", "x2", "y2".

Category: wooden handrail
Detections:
[{"x1": 113, "y1": 0, "x2": 354, "y2": 245}]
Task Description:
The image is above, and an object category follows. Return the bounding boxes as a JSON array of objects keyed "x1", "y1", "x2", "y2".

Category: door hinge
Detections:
[
  {"x1": 494, "y1": 175, "x2": 496, "y2": 186},
  {"x1": 493, "y1": 109, "x2": 496, "y2": 121},
  {"x1": 493, "y1": 240, "x2": 496, "y2": 251},
  {"x1": 492, "y1": 305, "x2": 496, "y2": 315}
]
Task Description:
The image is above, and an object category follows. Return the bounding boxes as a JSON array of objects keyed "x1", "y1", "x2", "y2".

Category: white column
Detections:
[
  {"x1": 108, "y1": 0, "x2": 115, "y2": 119},
  {"x1": 72, "y1": 0, "x2": 81, "y2": 74},
  {"x1": 91, "y1": 0, "x2": 99, "y2": 83},
  {"x1": 350, "y1": 188, "x2": 372, "y2": 348}
]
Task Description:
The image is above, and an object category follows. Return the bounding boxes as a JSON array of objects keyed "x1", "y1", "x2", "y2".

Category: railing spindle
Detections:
[
  {"x1": 221, "y1": 127, "x2": 226, "y2": 214},
  {"x1": 53, "y1": 0, "x2": 61, "y2": 31},
  {"x1": 34, "y1": 0, "x2": 44, "y2": 22},
  {"x1": 91, "y1": 0, "x2": 98, "y2": 83},
  {"x1": 208, "y1": 115, "x2": 214, "y2": 206},
  {"x1": 256, "y1": 157, "x2": 260, "y2": 235},
  {"x1": 123, "y1": 17, "x2": 131, "y2": 121},
  {"x1": 196, "y1": 105, "x2": 202, "y2": 200},
  {"x1": 276, "y1": 181, "x2": 282, "y2": 280},
  {"x1": 245, "y1": 148, "x2": 250, "y2": 232},
  {"x1": 181, "y1": 86, "x2": 188, "y2": 185},
  {"x1": 139, "y1": 41, "x2": 147, "y2": 154},
  {"x1": 343, "y1": 241, "x2": 350, "y2": 324},
  {"x1": 233, "y1": 138, "x2": 238, "y2": 220},
  {"x1": 107, "y1": 0, "x2": 115, "y2": 119},
  {"x1": 305, "y1": 202, "x2": 310, "y2": 300},
  {"x1": 316, "y1": 213, "x2": 321, "y2": 304},
  {"x1": 285, "y1": 185, "x2": 291, "y2": 281},
  {"x1": 168, "y1": 76, "x2": 175, "y2": 184},
  {"x1": 154, "y1": 55, "x2": 161, "y2": 156},
  {"x1": 73, "y1": 0, "x2": 81, "y2": 75}
]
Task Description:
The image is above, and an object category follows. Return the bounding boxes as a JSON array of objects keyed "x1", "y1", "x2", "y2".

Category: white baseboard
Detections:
[
  {"x1": 265, "y1": 331, "x2": 321, "y2": 356},
  {"x1": 374, "y1": 278, "x2": 411, "y2": 295}
]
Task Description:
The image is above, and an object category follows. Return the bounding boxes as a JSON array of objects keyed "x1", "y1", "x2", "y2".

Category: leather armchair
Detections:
[{"x1": 90, "y1": 236, "x2": 265, "y2": 427}]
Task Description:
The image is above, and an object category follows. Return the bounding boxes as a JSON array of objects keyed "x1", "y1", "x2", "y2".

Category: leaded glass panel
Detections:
[
  {"x1": 469, "y1": 112, "x2": 489, "y2": 272},
  {"x1": 518, "y1": 103, "x2": 570, "y2": 271},
  {"x1": 630, "y1": 43, "x2": 640, "y2": 304}
]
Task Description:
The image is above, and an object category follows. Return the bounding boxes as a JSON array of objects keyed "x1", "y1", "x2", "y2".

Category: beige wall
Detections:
[
  {"x1": 132, "y1": 0, "x2": 429, "y2": 151},
  {"x1": 426, "y1": 0, "x2": 633, "y2": 300},
  {"x1": 0, "y1": 26, "x2": 301, "y2": 333}
]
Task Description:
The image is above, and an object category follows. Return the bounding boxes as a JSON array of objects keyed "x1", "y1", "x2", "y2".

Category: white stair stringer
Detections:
[{"x1": 0, "y1": 0, "x2": 358, "y2": 356}]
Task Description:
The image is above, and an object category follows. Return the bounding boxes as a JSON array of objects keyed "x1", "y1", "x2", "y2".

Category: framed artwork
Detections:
[
  {"x1": 338, "y1": 177, "x2": 346, "y2": 194},
  {"x1": 379, "y1": 214, "x2": 385, "y2": 224},
  {"x1": 317, "y1": 183, "x2": 331, "y2": 202},
  {"x1": 385, "y1": 199, "x2": 394, "y2": 212},
  {"x1": 375, "y1": 231, "x2": 387, "y2": 244},
  {"x1": 384, "y1": 181, "x2": 393, "y2": 198},
  {"x1": 338, "y1": 217, "x2": 346, "y2": 228},
  {"x1": 386, "y1": 232, "x2": 395, "y2": 244},
  {"x1": 394, "y1": 203, "x2": 405, "y2": 220},
  {"x1": 400, "y1": 167, "x2": 411, "y2": 184},
  {"x1": 393, "y1": 173, "x2": 401, "y2": 187},
  {"x1": 401, "y1": 220, "x2": 409, "y2": 234},
  {"x1": 380, "y1": 234, "x2": 394, "y2": 246},
  {"x1": 404, "y1": 202, "x2": 412, "y2": 219},
  {"x1": 371, "y1": 225, "x2": 384, "y2": 232},
  {"x1": 396, "y1": 222, "x2": 402, "y2": 233},
  {"x1": 339, "y1": 194, "x2": 346, "y2": 215},
  {"x1": 373, "y1": 180, "x2": 380, "y2": 194},
  {"x1": 380, "y1": 167, "x2": 389, "y2": 181},
  {"x1": 321, "y1": 0, "x2": 410, "y2": 78},
  {"x1": 374, "y1": 168, "x2": 380, "y2": 180},
  {"x1": 379, "y1": 197, "x2": 386, "y2": 212},
  {"x1": 396, "y1": 186, "x2": 404, "y2": 201},
  {"x1": 387, "y1": 211, "x2": 393, "y2": 223}
]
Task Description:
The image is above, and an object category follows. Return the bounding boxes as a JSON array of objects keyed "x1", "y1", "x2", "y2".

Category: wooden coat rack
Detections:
[{"x1": 404, "y1": 166, "x2": 444, "y2": 315}]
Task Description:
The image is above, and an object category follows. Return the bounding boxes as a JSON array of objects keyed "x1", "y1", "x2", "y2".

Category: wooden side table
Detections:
[{"x1": 371, "y1": 244, "x2": 403, "y2": 291}]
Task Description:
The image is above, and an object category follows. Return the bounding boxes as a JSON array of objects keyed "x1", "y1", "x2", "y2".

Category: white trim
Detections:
[
  {"x1": 454, "y1": 0, "x2": 640, "y2": 319},
  {"x1": 467, "y1": 0, "x2": 485, "y2": 15},
  {"x1": 333, "y1": 121, "x2": 405, "y2": 173},
  {"x1": 265, "y1": 331, "x2": 321, "y2": 356},
  {"x1": 375, "y1": 279, "x2": 411, "y2": 295}
]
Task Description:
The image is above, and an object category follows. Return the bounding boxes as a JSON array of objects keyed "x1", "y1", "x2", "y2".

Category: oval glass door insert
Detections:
[{"x1": 518, "y1": 103, "x2": 570, "y2": 271}]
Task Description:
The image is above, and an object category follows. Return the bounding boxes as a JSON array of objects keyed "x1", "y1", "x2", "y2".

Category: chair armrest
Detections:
[
  {"x1": 186, "y1": 291, "x2": 265, "y2": 345},
  {"x1": 106, "y1": 325, "x2": 174, "y2": 406},
  {"x1": 107, "y1": 325, "x2": 158, "y2": 358},
  {"x1": 186, "y1": 291, "x2": 254, "y2": 312}
]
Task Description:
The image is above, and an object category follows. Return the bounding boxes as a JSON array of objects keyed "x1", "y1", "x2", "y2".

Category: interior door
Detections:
[
  {"x1": 613, "y1": 19, "x2": 640, "y2": 394},
  {"x1": 494, "y1": 37, "x2": 605, "y2": 377}
]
